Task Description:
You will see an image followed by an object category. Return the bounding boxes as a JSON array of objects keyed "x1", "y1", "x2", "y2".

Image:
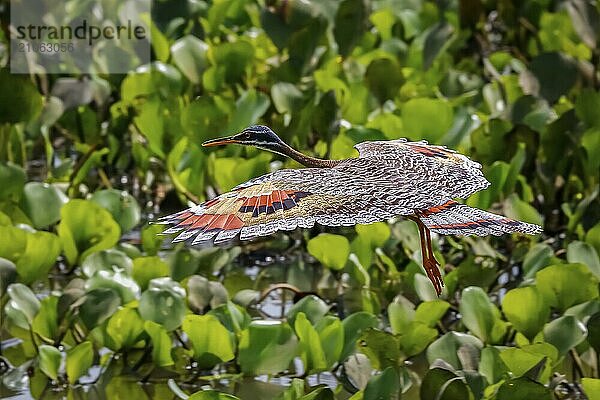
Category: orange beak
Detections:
[{"x1": 201, "y1": 136, "x2": 239, "y2": 147}]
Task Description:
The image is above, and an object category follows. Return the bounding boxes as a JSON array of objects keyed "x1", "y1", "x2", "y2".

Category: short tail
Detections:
[{"x1": 417, "y1": 200, "x2": 542, "y2": 236}]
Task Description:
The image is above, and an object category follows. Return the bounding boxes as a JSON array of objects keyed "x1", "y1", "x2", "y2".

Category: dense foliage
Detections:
[{"x1": 1, "y1": 0, "x2": 600, "y2": 399}]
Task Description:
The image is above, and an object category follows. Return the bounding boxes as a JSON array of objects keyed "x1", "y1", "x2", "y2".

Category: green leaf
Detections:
[
  {"x1": 90, "y1": 189, "x2": 141, "y2": 233},
  {"x1": 358, "y1": 328, "x2": 401, "y2": 370},
  {"x1": 333, "y1": 0, "x2": 368, "y2": 57},
  {"x1": 399, "y1": 322, "x2": 438, "y2": 357},
  {"x1": 121, "y1": 62, "x2": 182, "y2": 102},
  {"x1": 144, "y1": 320, "x2": 174, "y2": 367},
  {"x1": 31, "y1": 296, "x2": 58, "y2": 341},
  {"x1": 271, "y1": 83, "x2": 304, "y2": 115},
  {"x1": 414, "y1": 300, "x2": 450, "y2": 328},
  {"x1": 307, "y1": 233, "x2": 350, "y2": 270},
  {"x1": 171, "y1": 35, "x2": 209, "y2": 84},
  {"x1": 388, "y1": 295, "x2": 415, "y2": 335},
  {"x1": 132, "y1": 256, "x2": 170, "y2": 290},
  {"x1": 22, "y1": 182, "x2": 67, "y2": 229},
  {"x1": 79, "y1": 288, "x2": 121, "y2": 330},
  {"x1": 427, "y1": 332, "x2": 483, "y2": 370},
  {"x1": 238, "y1": 320, "x2": 298, "y2": 375},
  {"x1": 295, "y1": 312, "x2": 328, "y2": 373},
  {"x1": 340, "y1": 311, "x2": 378, "y2": 361},
  {"x1": 0, "y1": 69, "x2": 43, "y2": 123},
  {"x1": 106, "y1": 307, "x2": 145, "y2": 351},
  {"x1": 536, "y1": 263, "x2": 599, "y2": 311},
  {"x1": 138, "y1": 278, "x2": 186, "y2": 331},
  {"x1": 85, "y1": 270, "x2": 140, "y2": 304},
  {"x1": 479, "y1": 346, "x2": 509, "y2": 385},
  {"x1": 582, "y1": 378, "x2": 600, "y2": 400},
  {"x1": 502, "y1": 286, "x2": 550, "y2": 341},
  {"x1": 423, "y1": 22, "x2": 455, "y2": 70},
  {"x1": 15, "y1": 231, "x2": 61, "y2": 284},
  {"x1": 575, "y1": 88, "x2": 600, "y2": 128},
  {"x1": 0, "y1": 258, "x2": 17, "y2": 297},
  {"x1": 459, "y1": 287, "x2": 503, "y2": 343},
  {"x1": 401, "y1": 98, "x2": 453, "y2": 142},
  {"x1": 182, "y1": 314, "x2": 235, "y2": 369},
  {"x1": 58, "y1": 199, "x2": 121, "y2": 265},
  {"x1": 363, "y1": 366, "x2": 400, "y2": 400},
  {"x1": 420, "y1": 367, "x2": 473, "y2": 400},
  {"x1": 503, "y1": 193, "x2": 543, "y2": 226},
  {"x1": 38, "y1": 345, "x2": 62, "y2": 381},
  {"x1": 66, "y1": 341, "x2": 94, "y2": 384},
  {"x1": 0, "y1": 162, "x2": 26, "y2": 202},
  {"x1": 7, "y1": 283, "x2": 40, "y2": 323},
  {"x1": 286, "y1": 295, "x2": 330, "y2": 327},
  {"x1": 567, "y1": 241, "x2": 600, "y2": 279},
  {"x1": 189, "y1": 390, "x2": 240, "y2": 400},
  {"x1": 225, "y1": 89, "x2": 271, "y2": 133},
  {"x1": 528, "y1": 52, "x2": 577, "y2": 103},
  {"x1": 522, "y1": 243, "x2": 554, "y2": 279},
  {"x1": 543, "y1": 315, "x2": 587, "y2": 356},
  {"x1": 364, "y1": 58, "x2": 404, "y2": 103},
  {"x1": 495, "y1": 377, "x2": 552, "y2": 399},
  {"x1": 82, "y1": 249, "x2": 133, "y2": 278}
]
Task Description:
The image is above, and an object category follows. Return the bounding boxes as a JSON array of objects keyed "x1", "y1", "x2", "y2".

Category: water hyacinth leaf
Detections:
[
  {"x1": 0, "y1": 226, "x2": 27, "y2": 263},
  {"x1": 496, "y1": 377, "x2": 552, "y2": 399},
  {"x1": 528, "y1": 52, "x2": 577, "y2": 103},
  {"x1": 225, "y1": 89, "x2": 271, "y2": 134},
  {"x1": 90, "y1": 189, "x2": 141, "y2": 233},
  {"x1": 420, "y1": 367, "x2": 473, "y2": 400},
  {"x1": 85, "y1": 270, "x2": 140, "y2": 304},
  {"x1": 567, "y1": 241, "x2": 600, "y2": 279},
  {"x1": 189, "y1": 391, "x2": 241, "y2": 400},
  {"x1": 66, "y1": 341, "x2": 94, "y2": 384},
  {"x1": 427, "y1": 332, "x2": 483, "y2": 370},
  {"x1": 182, "y1": 314, "x2": 235, "y2": 369},
  {"x1": 316, "y1": 316, "x2": 344, "y2": 368},
  {"x1": 414, "y1": 300, "x2": 450, "y2": 328},
  {"x1": 38, "y1": 345, "x2": 62, "y2": 381},
  {"x1": 502, "y1": 286, "x2": 550, "y2": 341},
  {"x1": 543, "y1": 315, "x2": 587, "y2": 356},
  {"x1": 459, "y1": 286, "x2": 500, "y2": 343},
  {"x1": 7, "y1": 283, "x2": 40, "y2": 323},
  {"x1": 58, "y1": 200, "x2": 121, "y2": 265},
  {"x1": 106, "y1": 308, "x2": 145, "y2": 351},
  {"x1": 364, "y1": 58, "x2": 404, "y2": 104},
  {"x1": 208, "y1": 301, "x2": 251, "y2": 334},
  {"x1": 295, "y1": 312, "x2": 328, "y2": 373},
  {"x1": 15, "y1": 231, "x2": 61, "y2": 284},
  {"x1": 423, "y1": 22, "x2": 455, "y2": 70},
  {"x1": 286, "y1": 294, "x2": 330, "y2": 327},
  {"x1": 22, "y1": 182, "x2": 67, "y2": 229},
  {"x1": 120, "y1": 61, "x2": 183, "y2": 102},
  {"x1": 238, "y1": 320, "x2": 298, "y2": 375},
  {"x1": 82, "y1": 249, "x2": 133, "y2": 278},
  {"x1": 503, "y1": 193, "x2": 543, "y2": 226},
  {"x1": 138, "y1": 278, "x2": 186, "y2": 331},
  {"x1": 401, "y1": 98, "x2": 453, "y2": 142},
  {"x1": 340, "y1": 311, "x2": 378, "y2": 361},
  {"x1": 171, "y1": 35, "x2": 209, "y2": 84},
  {"x1": 271, "y1": 82, "x2": 304, "y2": 115},
  {"x1": 363, "y1": 366, "x2": 400, "y2": 400},
  {"x1": 0, "y1": 162, "x2": 26, "y2": 202},
  {"x1": 0, "y1": 69, "x2": 43, "y2": 123},
  {"x1": 536, "y1": 263, "x2": 599, "y2": 311},
  {"x1": 358, "y1": 328, "x2": 401, "y2": 370},
  {"x1": 581, "y1": 378, "x2": 600, "y2": 400},
  {"x1": 132, "y1": 256, "x2": 170, "y2": 290},
  {"x1": 399, "y1": 322, "x2": 439, "y2": 357},
  {"x1": 479, "y1": 346, "x2": 509, "y2": 385},
  {"x1": 522, "y1": 243, "x2": 554, "y2": 279},
  {"x1": 79, "y1": 288, "x2": 121, "y2": 330},
  {"x1": 0, "y1": 258, "x2": 17, "y2": 296},
  {"x1": 388, "y1": 295, "x2": 416, "y2": 335},
  {"x1": 334, "y1": 0, "x2": 368, "y2": 57},
  {"x1": 31, "y1": 296, "x2": 58, "y2": 341},
  {"x1": 144, "y1": 320, "x2": 174, "y2": 367},
  {"x1": 307, "y1": 233, "x2": 350, "y2": 271}
]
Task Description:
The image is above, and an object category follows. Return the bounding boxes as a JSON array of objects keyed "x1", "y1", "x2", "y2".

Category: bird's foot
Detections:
[{"x1": 423, "y1": 256, "x2": 444, "y2": 296}]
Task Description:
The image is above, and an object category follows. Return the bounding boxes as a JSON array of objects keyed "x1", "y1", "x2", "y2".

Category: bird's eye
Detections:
[{"x1": 244, "y1": 133, "x2": 251, "y2": 139}]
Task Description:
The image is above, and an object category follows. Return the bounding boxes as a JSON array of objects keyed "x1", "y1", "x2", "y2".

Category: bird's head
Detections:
[{"x1": 202, "y1": 125, "x2": 284, "y2": 152}]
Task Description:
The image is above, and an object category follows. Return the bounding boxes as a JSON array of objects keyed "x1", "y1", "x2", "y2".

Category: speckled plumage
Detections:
[{"x1": 157, "y1": 130, "x2": 542, "y2": 295}]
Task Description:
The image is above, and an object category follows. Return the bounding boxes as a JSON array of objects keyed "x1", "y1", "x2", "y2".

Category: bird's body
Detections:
[{"x1": 157, "y1": 125, "x2": 542, "y2": 295}]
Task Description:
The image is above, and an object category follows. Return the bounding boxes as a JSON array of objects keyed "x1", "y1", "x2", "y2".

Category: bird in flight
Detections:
[{"x1": 157, "y1": 125, "x2": 542, "y2": 295}]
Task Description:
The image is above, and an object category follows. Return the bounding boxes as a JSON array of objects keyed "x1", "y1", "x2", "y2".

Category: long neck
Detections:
[{"x1": 274, "y1": 142, "x2": 342, "y2": 168}]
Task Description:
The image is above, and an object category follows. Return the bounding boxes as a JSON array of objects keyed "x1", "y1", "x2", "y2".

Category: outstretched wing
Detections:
[
  {"x1": 156, "y1": 166, "x2": 399, "y2": 245},
  {"x1": 354, "y1": 139, "x2": 490, "y2": 199}
]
